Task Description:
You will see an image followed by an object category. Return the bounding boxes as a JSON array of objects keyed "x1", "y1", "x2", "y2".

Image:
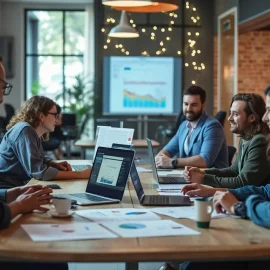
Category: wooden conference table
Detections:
[
  {"x1": 0, "y1": 165, "x2": 270, "y2": 270},
  {"x1": 75, "y1": 139, "x2": 160, "y2": 158}
]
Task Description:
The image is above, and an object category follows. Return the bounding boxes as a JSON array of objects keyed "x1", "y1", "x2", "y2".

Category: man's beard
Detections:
[{"x1": 185, "y1": 108, "x2": 203, "y2": 122}]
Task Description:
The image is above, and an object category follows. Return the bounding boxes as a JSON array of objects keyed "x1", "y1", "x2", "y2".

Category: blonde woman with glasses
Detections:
[{"x1": 0, "y1": 95, "x2": 91, "y2": 188}]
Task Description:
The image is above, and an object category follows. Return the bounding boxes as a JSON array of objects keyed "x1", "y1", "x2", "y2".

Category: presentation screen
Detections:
[{"x1": 103, "y1": 56, "x2": 182, "y2": 115}]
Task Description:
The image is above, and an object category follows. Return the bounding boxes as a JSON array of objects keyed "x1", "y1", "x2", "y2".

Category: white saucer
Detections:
[{"x1": 50, "y1": 210, "x2": 74, "y2": 218}]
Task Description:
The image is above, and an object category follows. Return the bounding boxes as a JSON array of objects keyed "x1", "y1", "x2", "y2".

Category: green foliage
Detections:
[
  {"x1": 56, "y1": 74, "x2": 95, "y2": 135},
  {"x1": 31, "y1": 80, "x2": 40, "y2": 96}
]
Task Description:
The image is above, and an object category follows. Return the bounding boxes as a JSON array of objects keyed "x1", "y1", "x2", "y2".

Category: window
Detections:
[{"x1": 25, "y1": 10, "x2": 85, "y2": 108}]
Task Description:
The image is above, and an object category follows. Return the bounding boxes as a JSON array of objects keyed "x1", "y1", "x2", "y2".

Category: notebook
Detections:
[
  {"x1": 54, "y1": 147, "x2": 135, "y2": 205},
  {"x1": 146, "y1": 138, "x2": 187, "y2": 184},
  {"x1": 130, "y1": 163, "x2": 191, "y2": 206}
]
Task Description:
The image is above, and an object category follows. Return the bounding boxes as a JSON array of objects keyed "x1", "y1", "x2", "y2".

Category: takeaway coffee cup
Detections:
[
  {"x1": 194, "y1": 197, "x2": 213, "y2": 228},
  {"x1": 52, "y1": 198, "x2": 72, "y2": 215}
]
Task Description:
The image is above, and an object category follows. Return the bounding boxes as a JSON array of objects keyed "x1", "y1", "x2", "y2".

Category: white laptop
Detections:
[{"x1": 54, "y1": 147, "x2": 135, "y2": 205}]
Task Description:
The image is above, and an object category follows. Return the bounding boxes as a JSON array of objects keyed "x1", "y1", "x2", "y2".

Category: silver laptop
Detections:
[
  {"x1": 130, "y1": 163, "x2": 191, "y2": 206},
  {"x1": 72, "y1": 164, "x2": 92, "y2": 171},
  {"x1": 54, "y1": 147, "x2": 135, "y2": 205},
  {"x1": 146, "y1": 138, "x2": 187, "y2": 184}
]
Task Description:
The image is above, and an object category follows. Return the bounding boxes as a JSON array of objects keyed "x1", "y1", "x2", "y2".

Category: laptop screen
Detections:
[
  {"x1": 86, "y1": 147, "x2": 135, "y2": 200},
  {"x1": 129, "y1": 163, "x2": 144, "y2": 200},
  {"x1": 146, "y1": 138, "x2": 159, "y2": 182}
]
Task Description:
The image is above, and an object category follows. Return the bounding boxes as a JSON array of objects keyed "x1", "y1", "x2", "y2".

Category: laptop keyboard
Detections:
[
  {"x1": 72, "y1": 165, "x2": 92, "y2": 171},
  {"x1": 159, "y1": 177, "x2": 184, "y2": 183},
  {"x1": 149, "y1": 196, "x2": 170, "y2": 204},
  {"x1": 72, "y1": 193, "x2": 111, "y2": 202}
]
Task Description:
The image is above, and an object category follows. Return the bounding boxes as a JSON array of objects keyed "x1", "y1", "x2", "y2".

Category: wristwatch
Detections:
[
  {"x1": 233, "y1": 201, "x2": 247, "y2": 219},
  {"x1": 171, "y1": 158, "x2": 178, "y2": 169}
]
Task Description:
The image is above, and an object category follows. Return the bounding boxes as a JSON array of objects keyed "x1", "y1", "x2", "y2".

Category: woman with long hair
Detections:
[{"x1": 0, "y1": 95, "x2": 90, "y2": 188}]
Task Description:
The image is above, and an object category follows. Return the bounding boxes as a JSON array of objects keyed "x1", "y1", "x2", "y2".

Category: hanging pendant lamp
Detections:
[
  {"x1": 113, "y1": 0, "x2": 179, "y2": 13},
  {"x1": 108, "y1": 11, "x2": 139, "y2": 38},
  {"x1": 102, "y1": 0, "x2": 152, "y2": 7}
]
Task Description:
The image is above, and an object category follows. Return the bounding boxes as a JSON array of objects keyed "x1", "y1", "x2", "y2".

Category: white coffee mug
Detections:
[
  {"x1": 194, "y1": 198, "x2": 213, "y2": 228},
  {"x1": 52, "y1": 198, "x2": 72, "y2": 215}
]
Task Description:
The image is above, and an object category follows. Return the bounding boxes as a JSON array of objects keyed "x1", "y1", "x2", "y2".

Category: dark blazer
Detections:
[{"x1": 203, "y1": 133, "x2": 270, "y2": 188}]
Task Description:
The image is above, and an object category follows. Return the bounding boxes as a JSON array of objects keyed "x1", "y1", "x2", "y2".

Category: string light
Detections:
[{"x1": 101, "y1": 2, "x2": 205, "y2": 81}]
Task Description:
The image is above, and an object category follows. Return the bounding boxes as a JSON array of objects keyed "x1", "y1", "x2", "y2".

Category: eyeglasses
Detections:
[
  {"x1": 0, "y1": 78, "x2": 13, "y2": 96},
  {"x1": 47, "y1": 112, "x2": 59, "y2": 119}
]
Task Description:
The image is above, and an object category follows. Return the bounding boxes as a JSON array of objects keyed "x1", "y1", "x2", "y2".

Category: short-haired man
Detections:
[
  {"x1": 155, "y1": 85, "x2": 228, "y2": 169},
  {"x1": 184, "y1": 93, "x2": 270, "y2": 188},
  {"x1": 180, "y1": 87, "x2": 270, "y2": 270}
]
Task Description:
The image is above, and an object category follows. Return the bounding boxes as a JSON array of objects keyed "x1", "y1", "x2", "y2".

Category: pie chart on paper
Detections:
[
  {"x1": 125, "y1": 212, "x2": 147, "y2": 216},
  {"x1": 119, "y1": 223, "x2": 146, "y2": 229}
]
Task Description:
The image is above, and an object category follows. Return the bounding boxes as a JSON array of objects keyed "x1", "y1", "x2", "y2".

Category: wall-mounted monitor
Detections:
[{"x1": 103, "y1": 56, "x2": 182, "y2": 115}]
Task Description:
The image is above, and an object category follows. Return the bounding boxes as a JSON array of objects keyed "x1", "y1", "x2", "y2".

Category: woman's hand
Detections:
[
  {"x1": 48, "y1": 161, "x2": 72, "y2": 171},
  {"x1": 9, "y1": 187, "x2": 53, "y2": 218},
  {"x1": 181, "y1": 183, "x2": 215, "y2": 197}
]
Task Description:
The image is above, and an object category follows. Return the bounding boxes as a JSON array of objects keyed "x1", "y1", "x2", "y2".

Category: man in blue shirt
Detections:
[{"x1": 155, "y1": 86, "x2": 228, "y2": 169}]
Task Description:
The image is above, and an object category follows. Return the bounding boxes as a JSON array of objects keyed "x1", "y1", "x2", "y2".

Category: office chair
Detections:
[
  {"x1": 228, "y1": 145, "x2": 237, "y2": 166},
  {"x1": 214, "y1": 111, "x2": 226, "y2": 127}
]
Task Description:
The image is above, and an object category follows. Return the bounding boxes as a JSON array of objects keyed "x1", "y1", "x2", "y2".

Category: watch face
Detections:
[{"x1": 171, "y1": 159, "x2": 177, "y2": 167}]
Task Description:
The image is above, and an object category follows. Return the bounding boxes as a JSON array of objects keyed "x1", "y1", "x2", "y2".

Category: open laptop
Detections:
[
  {"x1": 130, "y1": 163, "x2": 191, "y2": 206},
  {"x1": 54, "y1": 147, "x2": 135, "y2": 205},
  {"x1": 146, "y1": 138, "x2": 187, "y2": 184}
]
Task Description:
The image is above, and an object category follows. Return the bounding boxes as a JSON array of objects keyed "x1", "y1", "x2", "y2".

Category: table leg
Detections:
[{"x1": 125, "y1": 262, "x2": 138, "y2": 270}]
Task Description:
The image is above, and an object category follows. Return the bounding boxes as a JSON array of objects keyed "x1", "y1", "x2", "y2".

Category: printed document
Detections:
[
  {"x1": 101, "y1": 220, "x2": 200, "y2": 238},
  {"x1": 76, "y1": 208, "x2": 161, "y2": 222},
  {"x1": 21, "y1": 223, "x2": 117, "y2": 242},
  {"x1": 94, "y1": 126, "x2": 134, "y2": 158}
]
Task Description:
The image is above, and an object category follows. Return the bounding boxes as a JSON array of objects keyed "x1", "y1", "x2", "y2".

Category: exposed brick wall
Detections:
[{"x1": 213, "y1": 31, "x2": 270, "y2": 109}]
